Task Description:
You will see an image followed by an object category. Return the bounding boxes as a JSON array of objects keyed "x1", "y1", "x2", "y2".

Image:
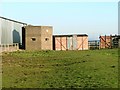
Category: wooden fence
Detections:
[{"x1": 88, "y1": 40, "x2": 100, "y2": 50}]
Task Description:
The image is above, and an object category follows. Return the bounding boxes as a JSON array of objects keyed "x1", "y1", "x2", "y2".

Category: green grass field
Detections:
[{"x1": 2, "y1": 49, "x2": 118, "y2": 88}]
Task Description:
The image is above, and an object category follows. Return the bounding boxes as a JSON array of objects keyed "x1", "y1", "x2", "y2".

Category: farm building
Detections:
[
  {"x1": 99, "y1": 35, "x2": 120, "y2": 49},
  {"x1": 53, "y1": 34, "x2": 88, "y2": 50},
  {"x1": 0, "y1": 16, "x2": 27, "y2": 44},
  {"x1": 0, "y1": 16, "x2": 89, "y2": 52},
  {"x1": 22, "y1": 26, "x2": 53, "y2": 50},
  {"x1": 0, "y1": 16, "x2": 27, "y2": 52}
]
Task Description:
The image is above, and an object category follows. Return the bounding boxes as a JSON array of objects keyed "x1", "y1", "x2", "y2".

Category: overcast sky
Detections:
[{"x1": 0, "y1": 1, "x2": 118, "y2": 40}]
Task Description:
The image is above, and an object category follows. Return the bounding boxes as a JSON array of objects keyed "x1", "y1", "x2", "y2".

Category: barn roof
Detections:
[
  {"x1": 53, "y1": 34, "x2": 88, "y2": 37},
  {"x1": 0, "y1": 16, "x2": 27, "y2": 25}
]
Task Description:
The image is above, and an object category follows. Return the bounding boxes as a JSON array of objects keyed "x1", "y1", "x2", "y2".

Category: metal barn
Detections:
[
  {"x1": 0, "y1": 16, "x2": 27, "y2": 52},
  {"x1": 0, "y1": 16, "x2": 27, "y2": 45},
  {"x1": 53, "y1": 34, "x2": 88, "y2": 50}
]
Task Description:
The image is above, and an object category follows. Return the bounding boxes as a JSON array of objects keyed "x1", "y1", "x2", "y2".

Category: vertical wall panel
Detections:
[
  {"x1": 82, "y1": 36, "x2": 88, "y2": 50},
  {"x1": 73, "y1": 35, "x2": 77, "y2": 50},
  {"x1": 0, "y1": 18, "x2": 1, "y2": 44},
  {"x1": 55, "y1": 37, "x2": 61, "y2": 50},
  {"x1": 1, "y1": 19, "x2": 13, "y2": 44},
  {"x1": 7, "y1": 20, "x2": 13, "y2": 44},
  {"x1": 0, "y1": 18, "x2": 25, "y2": 45},
  {"x1": 67, "y1": 37, "x2": 71, "y2": 50},
  {"x1": 1, "y1": 19, "x2": 6, "y2": 44},
  {"x1": 61, "y1": 37, "x2": 66, "y2": 50},
  {"x1": 77, "y1": 37, "x2": 83, "y2": 50},
  {"x1": 54, "y1": 35, "x2": 88, "y2": 51}
]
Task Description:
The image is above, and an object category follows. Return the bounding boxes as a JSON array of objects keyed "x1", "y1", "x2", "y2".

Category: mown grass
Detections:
[{"x1": 2, "y1": 49, "x2": 118, "y2": 88}]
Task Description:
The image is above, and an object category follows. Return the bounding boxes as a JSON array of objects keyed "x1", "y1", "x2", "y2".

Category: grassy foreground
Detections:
[{"x1": 2, "y1": 49, "x2": 118, "y2": 88}]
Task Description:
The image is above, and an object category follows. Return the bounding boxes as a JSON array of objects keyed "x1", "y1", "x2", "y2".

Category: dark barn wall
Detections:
[
  {"x1": 22, "y1": 27, "x2": 25, "y2": 49},
  {"x1": 53, "y1": 36, "x2": 55, "y2": 50}
]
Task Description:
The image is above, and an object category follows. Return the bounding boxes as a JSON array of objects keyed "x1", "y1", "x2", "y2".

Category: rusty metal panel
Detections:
[
  {"x1": 55, "y1": 37, "x2": 61, "y2": 50},
  {"x1": 100, "y1": 36, "x2": 111, "y2": 48},
  {"x1": 54, "y1": 35, "x2": 88, "y2": 51},
  {"x1": 61, "y1": 37, "x2": 67, "y2": 50},
  {"x1": 82, "y1": 36, "x2": 88, "y2": 50},
  {"x1": 55, "y1": 37, "x2": 67, "y2": 50},
  {"x1": 77, "y1": 36, "x2": 88, "y2": 50},
  {"x1": 77, "y1": 36, "x2": 83, "y2": 50}
]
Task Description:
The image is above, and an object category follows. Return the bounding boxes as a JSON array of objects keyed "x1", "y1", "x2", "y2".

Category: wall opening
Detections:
[
  {"x1": 45, "y1": 38, "x2": 49, "y2": 41},
  {"x1": 31, "y1": 37, "x2": 36, "y2": 41}
]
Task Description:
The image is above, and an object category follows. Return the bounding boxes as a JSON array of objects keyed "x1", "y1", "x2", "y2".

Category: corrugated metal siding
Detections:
[
  {"x1": 100, "y1": 36, "x2": 111, "y2": 48},
  {"x1": 72, "y1": 35, "x2": 77, "y2": 50},
  {"x1": 67, "y1": 37, "x2": 72, "y2": 50},
  {"x1": 0, "y1": 18, "x2": 1, "y2": 44},
  {"x1": 0, "y1": 18, "x2": 24, "y2": 45},
  {"x1": 54, "y1": 35, "x2": 88, "y2": 50},
  {"x1": 77, "y1": 36, "x2": 88, "y2": 50}
]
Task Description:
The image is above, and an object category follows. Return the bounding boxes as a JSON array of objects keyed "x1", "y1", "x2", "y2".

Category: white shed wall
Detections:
[
  {"x1": 0, "y1": 18, "x2": 1, "y2": 44},
  {"x1": 0, "y1": 18, "x2": 26, "y2": 45}
]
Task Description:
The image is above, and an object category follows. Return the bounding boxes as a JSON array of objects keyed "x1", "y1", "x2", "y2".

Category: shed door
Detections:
[
  {"x1": 72, "y1": 35, "x2": 77, "y2": 50},
  {"x1": 67, "y1": 35, "x2": 77, "y2": 50},
  {"x1": 67, "y1": 37, "x2": 72, "y2": 50}
]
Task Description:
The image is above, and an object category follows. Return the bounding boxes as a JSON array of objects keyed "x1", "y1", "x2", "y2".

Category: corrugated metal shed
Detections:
[
  {"x1": 99, "y1": 35, "x2": 120, "y2": 48},
  {"x1": 53, "y1": 34, "x2": 88, "y2": 50},
  {"x1": 0, "y1": 16, "x2": 27, "y2": 45}
]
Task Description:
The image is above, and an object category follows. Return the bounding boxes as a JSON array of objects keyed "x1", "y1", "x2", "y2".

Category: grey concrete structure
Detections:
[{"x1": 22, "y1": 26, "x2": 53, "y2": 50}]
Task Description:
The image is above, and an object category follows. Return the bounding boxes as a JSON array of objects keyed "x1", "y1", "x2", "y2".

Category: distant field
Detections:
[{"x1": 2, "y1": 49, "x2": 118, "y2": 88}]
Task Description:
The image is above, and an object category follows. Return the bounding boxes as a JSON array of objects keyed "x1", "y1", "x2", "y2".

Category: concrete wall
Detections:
[
  {"x1": 24, "y1": 26, "x2": 41, "y2": 50},
  {"x1": 41, "y1": 26, "x2": 53, "y2": 50},
  {"x1": 23, "y1": 26, "x2": 53, "y2": 50}
]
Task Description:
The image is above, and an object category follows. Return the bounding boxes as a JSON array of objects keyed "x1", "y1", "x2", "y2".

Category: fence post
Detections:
[
  {"x1": 8, "y1": 44, "x2": 9, "y2": 52},
  {"x1": 118, "y1": 39, "x2": 120, "y2": 48},
  {"x1": 17, "y1": 43, "x2": 19, "y2": 50},
  {"x1": 110, "y1": 35, "x2": 112, "y2": 49},
  {"x1": 5, "y1": 45, "x2": 6, "y2": 52},
  {"x1": 1, "y1": 45, "x2": 2, "y2": 52},
  {"x1": 99, "y1": 36, "x2": 101, "y2": 49},
  {"x1": 105, "y1": 35, "x2": 106, "y2": 48},
  {"x1": 82, "y1": 36, "x2": 83, "y2": 50}
]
